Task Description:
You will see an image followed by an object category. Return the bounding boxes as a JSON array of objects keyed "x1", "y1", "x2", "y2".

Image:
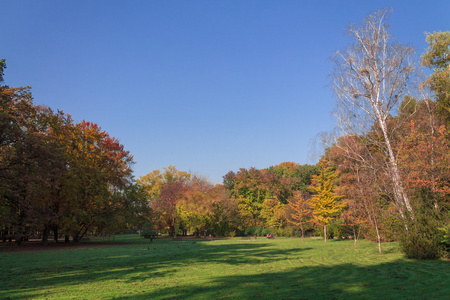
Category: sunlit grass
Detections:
[{"x1": 1, "y1": 235, "x2": 449, "y2": 299}]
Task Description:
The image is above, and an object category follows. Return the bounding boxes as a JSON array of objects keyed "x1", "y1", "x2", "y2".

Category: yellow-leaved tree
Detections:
[{"x1": 309, "y1": 159, "x2": 346, "y2": 242}]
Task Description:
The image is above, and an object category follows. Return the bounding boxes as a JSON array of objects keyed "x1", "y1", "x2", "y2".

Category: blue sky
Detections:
[{"x1": 1, "y1": 0, "x2": 448, "y2": 183}]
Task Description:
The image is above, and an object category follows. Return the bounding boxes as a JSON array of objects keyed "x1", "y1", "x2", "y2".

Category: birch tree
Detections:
[{"x1": 331, "y1": 9, "x2": 419, "y2": 219}]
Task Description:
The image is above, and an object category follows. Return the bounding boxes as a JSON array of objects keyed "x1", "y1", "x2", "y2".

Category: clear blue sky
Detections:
[{"x1": 1, "y1": 0, "x2": 448, "y2": 183}]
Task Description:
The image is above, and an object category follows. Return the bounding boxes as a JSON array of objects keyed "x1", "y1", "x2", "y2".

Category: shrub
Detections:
[
  {"x1": 399, "y1": 209, "x2": 445, "y2": 259},
  {"x1": 140, "y1": 222, "x2": 158, "y2": 238}
]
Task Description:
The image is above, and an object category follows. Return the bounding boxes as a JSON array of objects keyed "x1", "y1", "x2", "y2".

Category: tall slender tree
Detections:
[
  {"x1": 309, "y1": 159, "x2": 346, "y2": 242},
  {"x1": 331, "y1": 9, "x2": 420, "y2": 220}
]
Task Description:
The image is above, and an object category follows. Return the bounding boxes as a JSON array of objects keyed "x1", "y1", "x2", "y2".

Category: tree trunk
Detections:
[
  {"x1": 300, "y1": 223, "x2": 305, "y2": 243},
  {"x1": 376, "y1": 113, "x2": 414, "y2": 219},
  {"x1": 42, "y1": 225, "x2": 50, "y2": 244},
  {"x1": 64, "y1": 234, "x2": 70, "y2": 243},
  {"x1": 324, "y1": 225, "x2": 327, "y2": 243},
  {"x1": 53, "y1": 225, "x2": 59, "y2": 243},
  {"x1": 374, "y1": 217, "x2": 382, "y2": 255}
]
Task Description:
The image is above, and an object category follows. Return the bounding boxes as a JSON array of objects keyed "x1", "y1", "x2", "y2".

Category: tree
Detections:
[
  {"x1": 266, "y1": 162, "x2": 318, "y2": 196},
  {"x1": 309, "y1": 159, "x2": 346, "y2": 242},
  {"x1": 153, "y1": 179, "x2": 185, "y2": 237},
  {"x1": 331, "y1": 8, "x2": 418, "y2": 220},
  {"x1": 138, "y1": 165, "x2": 190, "y2": 203},
  {"x1": 0, "y1": 81, "x2": 69, "y2": 243},
  {"x1": 177, "y1": 175, "x2": 214, "y2": 237},
  {"x1": 422, "y1": 31, "x2": 450, "y2": 124},
  {"x1": 0, "y1": 59, "x2": 5, "y2": 82},
  {"x1": 224, "y1": 167, "x2": 292, "y2": 227},
  {"x1": 396, "y1": 106, "x2": 450, "y2": 258},
  {"x1": 1, "y1": 63, "x2": 143, "y2": 244},
  {"x1": 260, "y1": 196, "x2": 286, "y2": 229},
  {"x1": 177, "y1": 177, "x2": 240, "y2": 237},
  {"x1": 59, "y1": 121, "x2": 135, "y2": 242},
  {"x1": 286, "y1": 191, "x2": 312, "y2": 242},
  {"x1": 138, "y1": 166, "x2": 190, "y2": 236}
]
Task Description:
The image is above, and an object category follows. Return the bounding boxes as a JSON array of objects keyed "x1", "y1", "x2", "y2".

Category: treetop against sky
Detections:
[{"x1": 1, "y1": 0, "x2": 448, "y2": 183}]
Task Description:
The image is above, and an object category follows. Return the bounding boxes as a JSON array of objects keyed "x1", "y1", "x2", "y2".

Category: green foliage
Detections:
[
  {"x1": 327, "y1": 219, "x2": 346, "y2": 239},
  {"x1": 437, "y1": 224, "x2": 450, "y2": 257},
  {"x1": 140, "y1": 222, "x2": 157, "y2": 237},
  {"x1": 399, "y1": 205, "x2": 447, "y2": 259},
  {"x1": 422, "y1": 31, "x2": 450, "y2": 124}
]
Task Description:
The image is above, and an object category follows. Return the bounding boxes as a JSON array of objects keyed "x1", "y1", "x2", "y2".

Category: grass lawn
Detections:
[{"x1": 1, "y1": 235, "x2": 449, "y2": 299}]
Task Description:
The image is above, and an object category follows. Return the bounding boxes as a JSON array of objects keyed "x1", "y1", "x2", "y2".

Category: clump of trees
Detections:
[
  {"x1": 138, "y1": 166, "x2": 240, "y2": 237},
  {"x1": 0, "y1": 63, "x2": 148, "y2": 244}
]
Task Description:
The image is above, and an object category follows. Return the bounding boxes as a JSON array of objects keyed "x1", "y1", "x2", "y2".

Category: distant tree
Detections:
[
  {"x1": 138, "y1": 166, "x2": 190, "y2": 236},
  {"x1": 178, "y1": 176, "x2": 240, "y2": 237},
  {"x1": 138, "y1": 165, "x2": 190, "y2": 203},
  {"x1": 177, "y1": 175, "x2": 214, "y2": 237},
  {"x1": 260, "y1": 196, "x2": 286, "y2": 229},
  {"x1": 421, "y1": 31, "x2": 450, "y2": 124},
  {"x1": 286, "y1": 191, "x2": 313, "y2": 242},
  {"x1": 152, "y1": 179, "x2": 185, "y2": 237},
  {"x1": 309, "y1": 159, "x2": 346, "y2": 242},
  {"x1": 223, "y1": 167, "x2": 294, "y2": 227},
  {"x1": 266, "y1": 162, "x2": 317, "y2": 195}
]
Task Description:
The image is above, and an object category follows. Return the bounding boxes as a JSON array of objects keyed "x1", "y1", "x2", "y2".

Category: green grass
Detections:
[{"x1": 1, "y1": 235, "x2": 449, "y2": 299}]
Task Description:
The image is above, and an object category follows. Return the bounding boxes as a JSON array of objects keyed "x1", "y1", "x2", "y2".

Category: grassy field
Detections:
[{"x1": 1, "y1": 235, "x2": 449, "y2": 299}]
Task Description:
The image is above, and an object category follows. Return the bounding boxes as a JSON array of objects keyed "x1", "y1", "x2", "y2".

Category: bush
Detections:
[
  {"x1": 399, "y1": 211, "x2": 445, "y2": 259},
  {"x1": 277, "y1": 228, "x2": 293, "y2": 237},
  {"x1": 328, "y1": 219, "x2": 346, "y2": 239},
  {"x1": 437, "y1": 224, "x2": 450, "y2": 258},
  {"x1": 244, "y1": 227, "x2": 257, "y2": 236},
  {"x1": 140, "y1": 222, "x2": 158, "y2": 238}
]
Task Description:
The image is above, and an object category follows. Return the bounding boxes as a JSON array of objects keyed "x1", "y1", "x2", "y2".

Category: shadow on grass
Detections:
[
  {"x1": 118, "y1": 259, "x2": 450, "y2": 299},
  {"x1": 1, "y1": 239, "x2": 449, "y2": 299},
  {"x1": 0, "y1": 240, "x2": 311, "y2": 298}
]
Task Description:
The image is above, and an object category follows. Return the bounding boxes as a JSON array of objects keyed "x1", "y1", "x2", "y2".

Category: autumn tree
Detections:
[
  {"x1": 396, "y1": 102, "x2": 450, "y2": 258},
  {"x1": 138, "y1": 165, "x2": 190, "y2": 203},
  {"x1": 57, "y1": 120, "x2": 135, "y2": 242},
  {"x1": 0, "y1": 76, "x2": 70, "y2": 243},
  {"x1": 138, "y1": 166, "x2": 190, "y2": 236},
  {"x1": 206, "y1": 184, "x2": 240, "y2": 236},
  {"x1": 266, "y1": 162, "x2": 318, "y2": 196},
  {"x1": 331, "y1": 8, "x2": 419, "y2": 220},
  {"x1": 177, "y1": 175, "x2": 214, "y2": 236},
  {"x1": 260, "y1": 196, "x2": 286, "y2": 229},
  {"x1": 178, "y1": 176, "x2": 240, "y2": 237},
  {"x1": 286, "y1": 191, "x2": 312, "y2": 242},
  {"x1": 309, "y1": 159, "x2": 346, "y2": 242}
]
